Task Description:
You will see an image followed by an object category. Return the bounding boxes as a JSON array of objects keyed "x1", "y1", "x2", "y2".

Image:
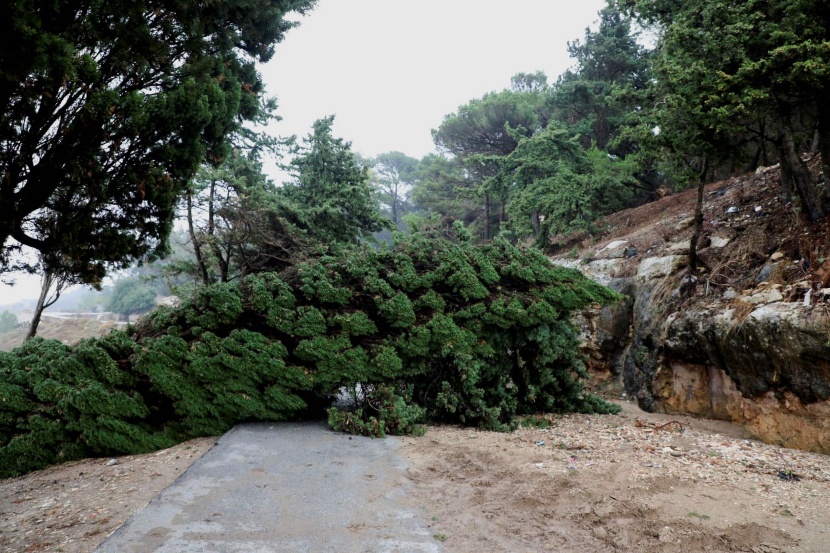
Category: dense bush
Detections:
[{"x1": 0, "y1": 234, "x2": 619, "y2": 477}]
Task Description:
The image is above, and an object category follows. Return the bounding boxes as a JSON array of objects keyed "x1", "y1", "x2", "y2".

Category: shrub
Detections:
[{"x1": 0, "y1": 234, "x2": 620, "y2": 477}]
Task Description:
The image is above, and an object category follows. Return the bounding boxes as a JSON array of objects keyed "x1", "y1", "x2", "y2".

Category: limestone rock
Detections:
[
  {"x1": 637, "y1": 255, "x2": 684, "y2": 280},
  {"x1": 582, "y1": 259, "x2": 626, "y2": 286}
]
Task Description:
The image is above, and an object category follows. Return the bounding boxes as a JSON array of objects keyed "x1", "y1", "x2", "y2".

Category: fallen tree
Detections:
[{"x1": 0, "y1": 232, "x2": 619, "y2": 477}]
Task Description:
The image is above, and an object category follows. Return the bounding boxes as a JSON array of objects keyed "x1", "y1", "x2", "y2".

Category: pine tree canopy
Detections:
[{"x1": 0, "y1": 0, "x2": 316, "y2": 283}]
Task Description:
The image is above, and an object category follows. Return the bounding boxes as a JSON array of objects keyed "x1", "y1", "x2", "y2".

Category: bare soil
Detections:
[
  {"x1": 0, "y1": 317, "x2": 122, "y2": 352},
  {"x1": 0, "y1": 437, "x2": 216, "y2": 553},
  {"x1": 3, "y1": 403, "x2": 828, "y2": 552},
  {"x1": 551, "y1": 158, "x2": 830, "y2": 298},
  {"x1": 402, "y1": 402, "x2": 830, "y2": 553}
]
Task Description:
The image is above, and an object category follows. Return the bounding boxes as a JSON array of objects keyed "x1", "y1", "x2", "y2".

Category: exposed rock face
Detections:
[
  {"x1": 576, "y1": 269, "x2": 830, "y2": 453},
  {"x1": 554, "y1": 162, "x2": 830, "y2": 453}
]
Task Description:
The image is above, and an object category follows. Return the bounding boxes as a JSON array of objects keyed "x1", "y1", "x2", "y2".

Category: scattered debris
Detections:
[{"x1": 634, "y1": 418, "x2": 685, "y2": 433}]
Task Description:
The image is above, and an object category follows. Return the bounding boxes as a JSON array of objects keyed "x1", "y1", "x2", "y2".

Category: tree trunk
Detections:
[
  {"x1": 483, "y1": 193, "x2": 491, "y2": 241},
  {"x1": 530, "y1": 211, "x2": 541, "y2": 238},
  {"x1": 778, "y1": 121, "x2": 825, "y2": 220},
  {"x1": 25, "y1": 268, "x2": 65, "y2": 341},
  {"x1": 187, "y1": 190, "x2": 210, "y2": 285},
  {"x1": 499, "y1": 199, "x2": 506, "y2": 231},
  {"x1": 688, "y1": 156, "x2": 708, "y2": 275},
  {"x1": 816, "y1": 101, "x2": 830, "y2": 207}
]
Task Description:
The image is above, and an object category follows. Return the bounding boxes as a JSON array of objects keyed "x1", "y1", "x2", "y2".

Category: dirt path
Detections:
[
  {"x1": 402, "y1": 403, "x2": 830, "y2": 553},
  {"x1": 0, "y1": 437, "x2": 217, "y2": 553},
  {"x1": 2, "y1": 402, "x2": 829, "y2": 552}
]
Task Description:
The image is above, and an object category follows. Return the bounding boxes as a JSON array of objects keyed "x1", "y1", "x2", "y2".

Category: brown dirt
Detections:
[
  {"x1": 402, "y1": 402, "x2": 830, "y2": 553},
  {"x1": 551, "y1": 157, "x2": 830, "y2": 299},
  {"x1": 0, "y1": 317, "x2": 122, "y2": 352},
  {"x1": 0, "y1": 438, "x2": 216, "y2": 553},
  {"x1": 2, "y1": 403, "x2": 829, "y2": 552}
]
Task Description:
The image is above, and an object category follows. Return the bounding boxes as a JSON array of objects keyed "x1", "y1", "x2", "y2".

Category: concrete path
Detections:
[{"x1": 95, "y1": 422, "x2": 441, "y2": 553}]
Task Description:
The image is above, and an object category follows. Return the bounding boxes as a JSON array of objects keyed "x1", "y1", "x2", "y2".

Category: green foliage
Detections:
[
  {"x1": 0, "y1": 234, "x2": 620, "y2": 477},
  {"x1": 367, "y1": 151, "x2": 420, "y2": 227},
  {"x1": 327, "y1": 384, "x2": 427, "y2": 438},
  {"x1": 0, "y1": 311, "x2": 17, "y2": 333},
  {"x1": 279, "y1": 117, "x2": 392, "y2": 245},
  {"x1": 108, "y1": 277, "x2": 157, "y2": 320},
  {"x1": 549, "y1": 3, "x2": 652, "y2": 159},
  {"x1": 504, "y1": 125, "x2": 635, "y2": 244},
  {"x1": 626, "y1": 0, "x2": 830, "y2": 217},
  {"x1": 0, "y1": 0, "x2": 316, "y2": 282}
]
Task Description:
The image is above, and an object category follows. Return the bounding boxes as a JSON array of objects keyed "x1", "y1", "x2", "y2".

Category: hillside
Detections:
[
  {"x1": 554, "y1": 156, "x2": 830, "y2": 297},
  {"x1": 0, "y1": 317, "x2": 122, "y2": 352},
  {"x1": 551, "y1": 156, "x2": 830, "y2": 453}
]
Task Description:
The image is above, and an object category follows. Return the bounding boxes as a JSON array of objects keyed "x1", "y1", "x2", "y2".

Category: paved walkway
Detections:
[{"x1": 95, "y1": 422, "x2": 441, "y2": 553}]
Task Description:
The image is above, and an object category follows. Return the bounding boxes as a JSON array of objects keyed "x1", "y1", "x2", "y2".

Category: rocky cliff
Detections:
[{"x1": 553, "y1": 160, "x2": 830, "y2": 453}]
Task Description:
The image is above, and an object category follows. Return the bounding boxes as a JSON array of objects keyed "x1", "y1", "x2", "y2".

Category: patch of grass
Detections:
[
  {"x1": 433, "y1": 533, "x2": 447, "y2": 542},
  {"x1": 687, "y1": 511, "x2": 710, "y2": 520}
]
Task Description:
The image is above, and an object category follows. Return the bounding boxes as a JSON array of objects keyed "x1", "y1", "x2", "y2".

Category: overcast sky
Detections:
[
  {"x1": 0, "y1": 0, "x2": 607, "y2": 306},
  {"x1": 263, "y1": 0, "x2": 607, "y2": 162}
]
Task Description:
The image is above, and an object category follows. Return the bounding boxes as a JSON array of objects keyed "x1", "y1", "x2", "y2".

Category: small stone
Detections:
[
  {"x1": 770, "y1": 252, "x2": 785, "y2": 261},
  {"x1": 726, "y1": 207, "x2": 739, "y2": 213},
  {"x1": 106, "y1": 459, "x2": 119, "y2": 466},
  {"x1": 766, "y1": 289, "x2": 783, "y2": 302},
  {"x1": 710, "y1": 236, "x2": 730, "y2": 248},
  {"x1": 723, "y1": 288, "x2": 738, "y2": 300}
]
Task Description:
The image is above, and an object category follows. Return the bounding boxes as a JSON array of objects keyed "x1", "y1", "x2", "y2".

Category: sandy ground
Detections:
[
  {"x1": 0, "y1": 438, "x2": 217, "y2": 553},
  {"x1": 1, "y1": 403, "x2": 829, "y2": 553},
  {"x1": 402, "y1": 403, "x2": 830, "y2": 553}
]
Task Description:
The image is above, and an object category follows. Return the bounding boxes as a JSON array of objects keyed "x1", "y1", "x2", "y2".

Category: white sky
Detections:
[
  {"x1": 0, "y1": 0, "x2": 606, "y2": 306},
  {"x1": 263, "y1": 0, "x2": 607, "y2": 160}
]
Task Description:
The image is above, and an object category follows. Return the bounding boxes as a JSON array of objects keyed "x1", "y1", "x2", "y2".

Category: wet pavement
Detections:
[{"x1": 95, "y1": 422, "x2": 441, "y2": 553}]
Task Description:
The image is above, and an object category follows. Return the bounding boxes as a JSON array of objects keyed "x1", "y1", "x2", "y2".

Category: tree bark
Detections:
[
  {"x1": 778, "y1": 120, "x2": 825, "y2": 220},
  {"x1": 25, "y1": 267, "x2": 65, "y2": 341},
  {"x1": 483, "y1": 193, "x2": 491, "y2": 241},
  {"x1": 186, "y1": 189, "x2": 210, "y2": 286},
  {"x1": 530, "y1": 211, "x2": 541, "y2": 237},
  {"x1": 816, "y1": 101, "x2": 830, "y2": 207},
  {"x1": 688, "y1": 155, "x2": 708, "y2": 275}
]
